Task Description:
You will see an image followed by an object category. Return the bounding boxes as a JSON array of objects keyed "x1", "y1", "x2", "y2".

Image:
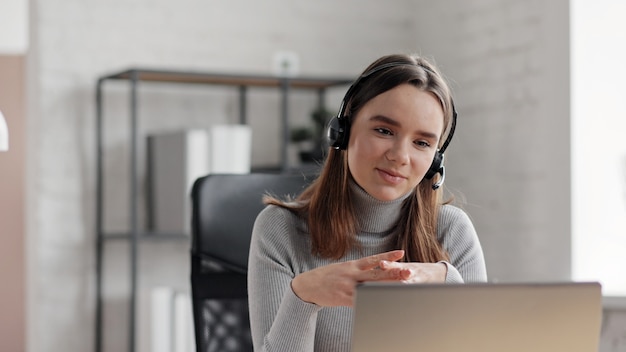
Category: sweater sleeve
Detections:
[
  {"x1": 247, "y1": 205, "x2": 323, "y2": 352},
  {"x1": 437, "y1": 205, "x2": 488, "y2": 283}
]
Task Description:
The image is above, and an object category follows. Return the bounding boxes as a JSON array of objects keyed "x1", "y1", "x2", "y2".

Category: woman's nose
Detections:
[{"x1": 385, "y1": 140, "x2": 410, "y2": 164}]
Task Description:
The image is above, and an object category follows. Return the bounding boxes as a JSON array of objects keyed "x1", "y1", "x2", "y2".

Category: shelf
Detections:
[
  {"x1": 94, "y1": 67, "x2": 352, "y2": 352},
  {"x1": 102, "y1": 232, "x2": 190, "y2": 241},
  {"x1": 99, "y1": 68, "x2": 353, "y2": 90}
]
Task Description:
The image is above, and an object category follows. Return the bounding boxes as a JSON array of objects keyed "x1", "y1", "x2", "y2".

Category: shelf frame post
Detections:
[
  {"x1": 128, "y1": 70, "x2": 140, "y2": 352},
  {"x1": 95, "y1": 78, "x2": 104, "y2": 352}
]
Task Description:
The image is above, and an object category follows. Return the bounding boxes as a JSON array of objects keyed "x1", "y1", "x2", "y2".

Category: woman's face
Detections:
[{"x1": 347, "y1": 84, "x2": 444, "y2": 201}]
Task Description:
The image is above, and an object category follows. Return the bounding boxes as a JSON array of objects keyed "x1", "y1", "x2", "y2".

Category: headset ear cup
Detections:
[
  {"x1": 425, "y1": 152, "x2": 444, "y2": 180},
  {"x1": 326, "y1": 116, "x2": 350, "y2": 150}
]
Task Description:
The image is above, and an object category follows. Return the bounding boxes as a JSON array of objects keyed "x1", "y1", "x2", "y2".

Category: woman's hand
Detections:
[
  {"x1": 291, "y1": 250, "x2": 409, "y2": 307},
  {"x1": 291, "y1": 251, "x2": 449, "y2": 307},
  {"x1": 378, "y1": 260, "x2": 447, "y2": 284}
]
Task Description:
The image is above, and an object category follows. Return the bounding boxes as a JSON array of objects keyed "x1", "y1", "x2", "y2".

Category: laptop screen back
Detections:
[{"x1": 350, "y1": 282, "x2": 602, "y2": 352}]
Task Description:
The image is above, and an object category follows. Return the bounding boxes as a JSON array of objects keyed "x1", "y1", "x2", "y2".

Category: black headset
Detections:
[{"x1": 326, "y1": 62, "x2": 457, "y2": 190}]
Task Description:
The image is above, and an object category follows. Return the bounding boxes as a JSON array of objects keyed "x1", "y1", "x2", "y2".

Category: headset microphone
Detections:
[
  {"x1": 425, "y1": 106, "x2": 456, "y2": 190},
  {"x1": 429, "y1": 154, "x2": 445, "y2": 190}
]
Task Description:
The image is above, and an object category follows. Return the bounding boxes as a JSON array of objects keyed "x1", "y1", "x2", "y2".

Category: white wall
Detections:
[
  {"x1": 0, "y1": 0, "x2": 28, "y2": 54},
  {"x1": 411, "y1": 0, "x2": 572, "y2": 282}
]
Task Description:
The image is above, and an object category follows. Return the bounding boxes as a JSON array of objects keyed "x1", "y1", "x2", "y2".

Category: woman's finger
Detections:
[
  {"x1": 356, "y1": 250, "x2": 405, "y2": 270},
  {"x1": 379, "y1": 262, "x2": 447, "y2": 283},
  {"x1": 375, "y1": 267, "x2": 410, "y2": 281},
  {"x1": 355, "y1": 265, "x2": 411, "y2": 282}
]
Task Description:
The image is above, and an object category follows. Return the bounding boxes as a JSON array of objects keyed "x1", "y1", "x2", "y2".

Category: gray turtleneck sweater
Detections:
[{"x1": 248, "y1": 184, "x2": 487, "y2": 352}]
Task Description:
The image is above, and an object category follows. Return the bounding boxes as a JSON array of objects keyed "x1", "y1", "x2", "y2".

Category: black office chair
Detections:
[{"x1": 190, "y1": 173, "x2": 312, "y2": 352}]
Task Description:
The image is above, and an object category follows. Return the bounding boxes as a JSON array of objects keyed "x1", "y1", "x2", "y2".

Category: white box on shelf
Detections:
[
  {"x1": 147, "y1": 125, "x2": 252, "y2": 235},
  {"x1": 209, "y1": 124, "x2": 252, "y2": 174},
  {"x1": 147, "y1": 129, "x2": 210, "y2": 235}
]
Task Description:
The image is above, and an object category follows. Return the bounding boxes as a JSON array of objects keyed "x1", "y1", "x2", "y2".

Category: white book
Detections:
[
  {"x1": 150, "y1": 286, "x2": 175, "y2": 352},
  {"x1": 173, "y1": 292, "x2": 194, "y2": 352}
]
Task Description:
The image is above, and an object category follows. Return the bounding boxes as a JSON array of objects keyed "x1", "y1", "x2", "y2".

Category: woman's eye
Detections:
[
  {"x1": 415, "y1": 140, "x2": 431, "y2": 148},
  {"x1": 375, "y1": 128, "x2": 393, "y2": 135}
]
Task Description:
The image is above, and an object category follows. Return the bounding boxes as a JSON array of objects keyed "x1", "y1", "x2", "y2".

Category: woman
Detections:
[{"x1": 248, "y1": 53, "x2": 487, "y2": 352}]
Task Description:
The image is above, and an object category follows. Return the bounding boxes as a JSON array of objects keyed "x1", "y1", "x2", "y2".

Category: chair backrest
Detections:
[{"x1": 190, "y1": 173, "x2": 312, "y2": 352}]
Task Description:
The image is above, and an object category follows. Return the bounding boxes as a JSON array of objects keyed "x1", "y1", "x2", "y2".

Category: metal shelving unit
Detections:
[{"x1": 94, "y1": 68, "x2": 351, "y2": 352}]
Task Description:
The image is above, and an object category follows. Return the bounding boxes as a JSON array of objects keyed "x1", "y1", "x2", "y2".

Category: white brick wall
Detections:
[
  {"x1": 411, "y1": 0, "x2": 571, "y2": 282},
  {"x1": 26, "y1": 0, "x2": 625, "y2": 351}
]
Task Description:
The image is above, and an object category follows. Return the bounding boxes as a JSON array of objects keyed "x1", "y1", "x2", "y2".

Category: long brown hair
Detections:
[{"x1": 265, "y1": 54, "x2": 455, "y2": 263}]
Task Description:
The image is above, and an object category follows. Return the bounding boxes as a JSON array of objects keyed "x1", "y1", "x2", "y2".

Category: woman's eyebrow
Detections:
[
  {"x1": 415, "y1": 129, "x2": 439, "y2": 140},
  {"x1": 369, "y1": 115, "x2": 400, "y2": 127},
  {"x1": 369, "y1": 115, "x2": 439, "y2": 140}
]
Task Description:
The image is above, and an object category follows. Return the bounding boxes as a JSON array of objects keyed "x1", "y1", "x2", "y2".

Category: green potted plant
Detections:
[{"x1": 290, "y1": 107, "x2": 334, "y2": 163}]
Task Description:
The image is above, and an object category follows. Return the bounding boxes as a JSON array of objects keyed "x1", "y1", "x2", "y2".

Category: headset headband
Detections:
[{"x1": 337, "y1": 62, "x2": 457, "y2": 153}]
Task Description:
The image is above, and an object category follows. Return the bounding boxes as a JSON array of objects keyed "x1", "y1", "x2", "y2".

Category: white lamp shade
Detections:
[{"x1": 0, "y1": 110, "x2": 9, "y2": 151}]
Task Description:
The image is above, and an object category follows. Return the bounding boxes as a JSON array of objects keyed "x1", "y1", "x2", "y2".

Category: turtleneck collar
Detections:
[{"x1": 349, "y1": 178, "x2": 413, "y2": 234}]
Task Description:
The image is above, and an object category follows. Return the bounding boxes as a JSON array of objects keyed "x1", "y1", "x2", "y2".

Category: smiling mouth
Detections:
[{"x1": 376, "y1": 168, "x2": 406, "y2": 184}]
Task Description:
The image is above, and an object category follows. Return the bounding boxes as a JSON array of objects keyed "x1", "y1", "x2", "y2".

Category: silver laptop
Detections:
[{"x1": 350, "y1": 282, "x2": 602, "y2": 352}]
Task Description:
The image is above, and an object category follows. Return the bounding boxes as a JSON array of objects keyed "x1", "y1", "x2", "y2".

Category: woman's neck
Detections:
[{"x1": 349, "y1": 179, "x2": 412, "y2": 234}]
